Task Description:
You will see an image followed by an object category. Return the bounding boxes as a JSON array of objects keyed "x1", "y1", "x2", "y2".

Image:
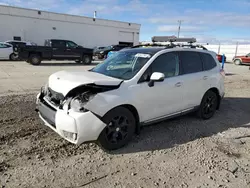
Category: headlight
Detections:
[
  {"x1": 41, "y1": 83, "x2": 49, "y2": 95},
  {"x1": 69, "y1": 92, "x2": 94, "y2": 112},
  {"x1": 100, "y1": 51, "x2": 104, "y2": 54},
  {"x1": 70, "y1": 97, "x2": 87, "y2": 112}
]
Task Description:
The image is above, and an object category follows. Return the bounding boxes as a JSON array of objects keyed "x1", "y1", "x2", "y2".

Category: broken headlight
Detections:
[{"x1": 69, "y1": 91, "x2": 94, "y2": 112}]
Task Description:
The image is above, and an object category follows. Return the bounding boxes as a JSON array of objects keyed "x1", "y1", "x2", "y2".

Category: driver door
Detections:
[
  {"x1": 135, "y1": 52, "x2": 184, "y2": 122},
  {"x1": 65, "y1": 41, "x2": 81, "y2": 59}
]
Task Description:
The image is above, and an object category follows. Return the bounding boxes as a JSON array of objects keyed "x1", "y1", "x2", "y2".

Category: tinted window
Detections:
[
  {"x1": 52, "y1": 40, "x2": 66, "y2": 48},
  {"x1": 0, "y1": 43, "x2": 8, "y2": 48},
  {"x1": 151, "y1": 52, "x2": 180, "y2": 78},
  {"x1": 180, "y1": 51, "x2": 202, "y2": 74},
  {"x1": 66, "y1": 41, "x2": 77, "y2": 48},
  {"x1": 200, "y1": 53, "x2": 217, "y2": 71}
]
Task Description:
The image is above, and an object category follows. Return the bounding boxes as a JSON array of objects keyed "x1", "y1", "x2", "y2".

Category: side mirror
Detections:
[{"x1": 148, "y1": 72, "x2": 165, "y2": 87}]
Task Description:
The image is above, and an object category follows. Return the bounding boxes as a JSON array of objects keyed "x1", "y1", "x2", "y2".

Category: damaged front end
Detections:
[{"x1": 36, "y1": 83, "x2": 121, "y2": 144}]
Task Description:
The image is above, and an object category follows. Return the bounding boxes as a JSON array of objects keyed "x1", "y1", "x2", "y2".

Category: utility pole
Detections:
[{"x1": 177, "y1": 20, "x2": 183, "y2": 38}]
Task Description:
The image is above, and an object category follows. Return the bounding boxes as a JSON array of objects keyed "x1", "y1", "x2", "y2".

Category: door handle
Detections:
[
  {"x1": 175, "y1": 82, "x2": 182, "y2": 87},
  {"x1": 203, "y1": 76, "x2": 208, "y2": 80}
]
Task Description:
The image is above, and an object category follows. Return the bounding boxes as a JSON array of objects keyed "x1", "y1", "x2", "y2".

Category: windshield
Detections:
[
  {"x1": 90, "y1": 51, "x2": 152, "y2": 80},
  {"x1": 103, "y1": 46, "x2": 113, "y2": 51}
]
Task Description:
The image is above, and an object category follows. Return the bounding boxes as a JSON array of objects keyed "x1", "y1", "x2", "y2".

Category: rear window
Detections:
[
  {"x1": 179, "y1": 51, "x2": 203, "y2": 74},
  {"x1": 200, "y1": 53, "x2": 217, "y2": 70}
]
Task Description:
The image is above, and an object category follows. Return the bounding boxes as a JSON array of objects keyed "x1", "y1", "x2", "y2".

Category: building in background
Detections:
[{"x1": 0, "y1": 5, "x2": 140, "y2": 48}]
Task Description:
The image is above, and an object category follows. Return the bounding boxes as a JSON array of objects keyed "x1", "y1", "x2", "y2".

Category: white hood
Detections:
[{"x1": 48, "y1": 70, "x2": 122, "y2": 96}]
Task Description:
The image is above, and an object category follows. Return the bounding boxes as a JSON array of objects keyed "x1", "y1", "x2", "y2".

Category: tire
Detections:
[
  {"x1": 9, "y1": 53, "x2": 18, "y2": 61},
  {"x1": 82, "y1": 55, "x2": 92, "y2": 65},
  {"x1": 98, "y1": 107, "x2": 136, "y2": 150},
  {"x1": 197, "y1": 90, "x2": 218, "y2": 120},
  {"x1": 234, "y1": 59, "x2": 242, "y2": 65},
  {"x1": 29, "y1": 54, "x2": 41, "y2": 65}
]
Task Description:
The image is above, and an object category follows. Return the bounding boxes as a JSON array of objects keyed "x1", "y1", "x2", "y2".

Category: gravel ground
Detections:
[{"x1": 1, "y1": 64, "x2": 250, "y2": 188}]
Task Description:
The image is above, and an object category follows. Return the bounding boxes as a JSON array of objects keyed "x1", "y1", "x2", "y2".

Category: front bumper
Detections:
[{"x1": 36, "y1": 93, "x2": 106, "y2": 144}]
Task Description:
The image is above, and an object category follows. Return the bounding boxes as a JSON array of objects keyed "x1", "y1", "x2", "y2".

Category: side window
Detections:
[
  {"x1": 52, "y1": 40, "x2": 66, "y2": 48},
  {"x1": 151, "y1": 52, "x2": 180, "y2": 78},
  {"x1": 180, "y1": 51, "x2": 202, "y2": 74},
  {"x1": 0, "y1": 43, "x2": 7, "y2": 48},
  {"x1": 200, "y1": 53, "x2": 217, "y2": 71},
  {"x1": 66, "y1": 41, "x2": 77, "y2": 48}
]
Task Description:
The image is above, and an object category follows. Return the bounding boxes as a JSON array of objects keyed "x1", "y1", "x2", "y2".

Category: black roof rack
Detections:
[
  {"x1": 130, "y1": 36, "x2": 208, "y2": 50},
  {"x1": 151, "y1": 36, "x2": 196, "y2": 43}
]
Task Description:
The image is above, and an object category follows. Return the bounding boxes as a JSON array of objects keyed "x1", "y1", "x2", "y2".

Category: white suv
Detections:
[{"x1": 36, "y1": 41, "x2": 225, "y2": 150}]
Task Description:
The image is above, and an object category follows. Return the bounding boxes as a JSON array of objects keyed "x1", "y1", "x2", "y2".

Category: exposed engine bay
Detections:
[{"x1": 40, "y1": 83, "x2": 120, "y2": 113}]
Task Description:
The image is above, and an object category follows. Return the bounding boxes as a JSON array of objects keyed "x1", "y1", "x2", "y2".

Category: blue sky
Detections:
[{"x1": 1, "y1": 0, "x2": 250, "y2": 44}]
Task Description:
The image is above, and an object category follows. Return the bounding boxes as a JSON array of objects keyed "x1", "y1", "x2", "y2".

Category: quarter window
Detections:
[
  {"x1": 180, "y1": 51, "x2": 203, "y2": 74},
  {"x1": 150, "y1": 52, "x2": 180, "y2": 78},
  {"x1": 200, "y1": 53, "x2": 217, "y2": 71}
]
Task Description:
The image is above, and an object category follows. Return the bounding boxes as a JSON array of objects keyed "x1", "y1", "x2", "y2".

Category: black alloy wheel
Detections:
[
  {"x1": 98, "y1": 107, "x2": 136, "y2": 150},
  {"x1": 198, "y1": 90, "x2": 218, "y2": 120}
]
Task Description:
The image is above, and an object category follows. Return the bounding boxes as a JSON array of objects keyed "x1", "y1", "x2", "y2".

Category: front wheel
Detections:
[
  {"x1": 98, "y1": 107, "x2": 136, "y2": 150},
  {"x1": 197, "y1": 90, "x2": 218, "y2": 120}
]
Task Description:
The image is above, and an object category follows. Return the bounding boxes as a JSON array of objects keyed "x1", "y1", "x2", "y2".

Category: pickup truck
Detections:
[{"x1": 15, "y1": 39, "x2": 94, "y2": 65}]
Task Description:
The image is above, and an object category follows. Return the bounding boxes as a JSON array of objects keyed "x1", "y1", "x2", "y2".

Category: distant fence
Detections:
[
  {"x1": 140, "y1": 41, "x2": 250, "y2": 62},
  {"x1": 203, "y1": 44, "x2": 250, "y2": 61}
]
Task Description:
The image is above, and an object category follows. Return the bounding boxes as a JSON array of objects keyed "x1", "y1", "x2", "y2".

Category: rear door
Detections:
[
  {"x1": 51, "y1": 40, "x2": 66, "y2": 59},
  {"x1": 178, "y1": 51, "x2": 208, "y2": 110}
]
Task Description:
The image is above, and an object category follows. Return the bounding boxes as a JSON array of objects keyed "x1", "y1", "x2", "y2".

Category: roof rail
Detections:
[{"x1": 151, "y1": 36, "x2": 196, "y2": 43}]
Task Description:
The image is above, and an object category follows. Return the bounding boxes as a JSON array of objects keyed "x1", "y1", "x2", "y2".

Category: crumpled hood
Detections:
[{"x1": 48, "y1": 70, "x2": 122, "y2": 96}]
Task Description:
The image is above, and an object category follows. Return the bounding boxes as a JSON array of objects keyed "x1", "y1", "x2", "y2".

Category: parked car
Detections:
[
  {"x1": 0, "y1": 42, "x2": 14, "y2": 60},
  {"x1": 35, "y1": 41, "x2": 225, "y2": 150},
  {"x1": 233, "y1": 53, "x2": 250, "y2": 65},
  {"x1": 15, "y1": 39, "x2": 93, "y2": 65},
  {"x1": 216, "y1": 54, "x2": 226, "y2": 63},
  {"x1": 94, "y1": 44, "x2": 128, "y2": 59},
  {"x1": 93, "y1": 46, "x2": 105, "y2": 53}
]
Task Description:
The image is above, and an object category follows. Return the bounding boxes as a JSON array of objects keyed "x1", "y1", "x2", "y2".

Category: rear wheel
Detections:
[
  {"x1": 9, "y1": 53, "x2": 18, "y2": 61},
  {"x1": 98, "y1": 107, "x2": 136, "y2": 150},
  {"x1": 234, "y1": 59, "x2": 242, "y2": 65},
  {"x1": 197, "y1": 90, "x2": 218, "y2": 120},
  {"x1": 82, "y1": 55, "x2": 92, "y2": 65},
  {"x1": 29, "y1": 54, "x2": 41, "y2": 65}
]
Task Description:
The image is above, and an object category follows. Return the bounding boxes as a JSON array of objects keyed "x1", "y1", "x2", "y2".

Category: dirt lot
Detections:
[{"x1": 0, "y1": 63, "x2": 250, "y2": 188}]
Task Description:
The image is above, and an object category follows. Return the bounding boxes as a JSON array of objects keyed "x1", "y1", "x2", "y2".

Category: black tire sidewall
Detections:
[
  {"x1": 98, "y1": 107, "x2": 136, "y2": 150},
  {"x1": 82, "y1": 55, "x2": 91, "y2": 65},
  {"x1": 198, "y1": 90, "x2": 218, "y2": 120},
  {"x1": 29, "y1": 54, "x2": 41, "y2": 65}
]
